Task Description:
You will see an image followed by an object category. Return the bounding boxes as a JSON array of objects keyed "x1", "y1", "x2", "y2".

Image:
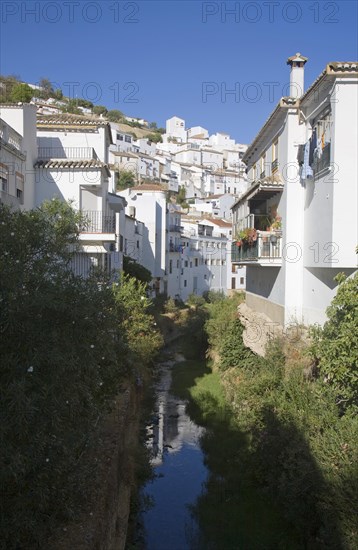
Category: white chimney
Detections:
[{"x1": 287, "y1": 53, "x2": 308, "y2": 98}]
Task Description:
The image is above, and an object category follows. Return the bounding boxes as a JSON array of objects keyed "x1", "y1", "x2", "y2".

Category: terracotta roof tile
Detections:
[
  {"x1": 131, "y1": 183, "x2": 166, "y2": 192},
  {"x1": 34, "y1": 158, "x2": 111, "y2": 176}
]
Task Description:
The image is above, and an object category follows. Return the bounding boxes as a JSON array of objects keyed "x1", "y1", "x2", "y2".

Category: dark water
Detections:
[
  {"x1": 139, "y1": 356, "x2": 301, "y2": 550},
  {"x1": 141, "y1": 356, "x2": 207, "y2": 550}
]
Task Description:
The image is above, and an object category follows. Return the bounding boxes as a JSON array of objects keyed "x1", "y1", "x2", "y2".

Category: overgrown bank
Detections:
[
  {"x1": 200, "y1": 281, "x2": 357, "y2": 549},
  {"x1": 155, "y1": 284, "x2": 358, "y2": 548},
  {"x1": 0, "y1": 202, "x2": 163, "y2": 549}
]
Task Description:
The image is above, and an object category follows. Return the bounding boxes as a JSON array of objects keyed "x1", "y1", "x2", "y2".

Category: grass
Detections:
[{"x1": 169, "y1": 358, "x2": 302, "y2": 549}]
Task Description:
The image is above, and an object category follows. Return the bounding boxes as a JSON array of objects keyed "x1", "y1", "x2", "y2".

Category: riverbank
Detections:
[{"x1": 136, "y1": 291, "x2": 357, "y2": 549}]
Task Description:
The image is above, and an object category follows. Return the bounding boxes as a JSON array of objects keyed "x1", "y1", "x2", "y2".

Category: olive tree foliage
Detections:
[
  {"x1": 310, "y1": 272, "x2": 358, "y2": 413},
  {"x1": 0, "y1": 200, "x2": 161, "y2": 548}
]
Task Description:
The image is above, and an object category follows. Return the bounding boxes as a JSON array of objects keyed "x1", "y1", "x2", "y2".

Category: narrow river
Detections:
[
  {"x1": 138, "y1": 352, "x2": 301, "y2": 550},
  {"x1": 140, "y1": 354, "x2": 207, "y2": 550}
]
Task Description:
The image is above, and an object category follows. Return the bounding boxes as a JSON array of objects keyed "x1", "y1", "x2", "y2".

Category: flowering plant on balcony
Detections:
[
  {"x1": 235, "y1": 228, "x2": 257, "y2": 247},
  {"x1": 271, "y1": 215, "x2": 282, "y2": 231}
]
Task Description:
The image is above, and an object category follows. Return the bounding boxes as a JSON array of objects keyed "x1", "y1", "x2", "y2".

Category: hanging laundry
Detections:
[
  {"x1": 297, "y1": 144, "x2": 305, "y2": 166},
  {"x1": 309, "y1": 129, "x2": 317, "y2": 166},
  {"x1": 302, "y1": 140, "x2": 314, "y2": 180},
  {"x1": 316, "y1": 139, "x2": 322, "y2": 159},
  {"x1": 321, "y1": 131, "x2": 325, "y2": 149}
]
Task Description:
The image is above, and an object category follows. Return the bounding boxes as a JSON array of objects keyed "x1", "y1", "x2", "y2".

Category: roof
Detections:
[
  {"x1": 37, "y1": 112, "x2": 106, "y2": 126},
  {"x1": 243, "y1": 61, "x2": 358, "y2": 166},
  {"x1": 34, "y1": 158, "x2": 111, "y2": 177},
  {"x1": 203, "y1": 218, "x2": 231, "y2": 227},
  {"x1": 231, "y1": 176, "x2": 284, "y2": 209},
  {"x1": 37, "y1": 113, "x2": 113, "y2": 144},
  {"x1": 242, "y1": 97, "x2": 298, "y2": 165},
  {"x1": 201, "y1": 148, "x2": 223, "y2": 154},
  {"x1": 131, "y1": 183, "x2": 166, "y2": 192},
  {"x1": 111, "y1": 151, "x2": 139, "y2": 158},
  {"x1": 204, "y1": 193, "x2": 224, "y2": 199},
  {"x1": 300, "y1": 61, "x2": 358, "y2": 104},
  {"x1": 212, "y1": 170, "x2": 241, "y2": 177}
]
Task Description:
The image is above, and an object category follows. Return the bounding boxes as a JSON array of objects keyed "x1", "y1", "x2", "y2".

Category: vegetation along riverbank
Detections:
[{"x1": 167, "y1": 283, "x2": 358, "y2": 549}]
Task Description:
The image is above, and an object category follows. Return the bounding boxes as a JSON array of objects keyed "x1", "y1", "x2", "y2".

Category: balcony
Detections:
[
  {"x1": 198, "y1": 225, "x2": 213, "y2": 237},
  {"x1": 0, "y1": 120, "x2": 25, "y2": 159},
  {"x1": 169, "y1": 243, "x2": 182, "y2": 253},
  {"x1": 79, "y1": 210, "x2": 116, "y2": 241},
  {"x1": 37, "y1": 147, "x2": 98, "y2": 160},
  {"x1": 271, "y1": 159, "x2": 279, "y2": 173},
  {"x1": 232, "y1": 232, "x2": 282, "y2": 265},
  {"x1": 169, "y1": 224, "x2": 184, "y2": 233}
]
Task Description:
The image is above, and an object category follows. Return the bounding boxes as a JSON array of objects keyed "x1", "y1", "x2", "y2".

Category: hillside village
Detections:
[
  {"x1": 1, "y1": 54, "x2": 357, "y2": 326},
  {"x1": 1, "y1": 47, "x2": 358, "y2": 550}
]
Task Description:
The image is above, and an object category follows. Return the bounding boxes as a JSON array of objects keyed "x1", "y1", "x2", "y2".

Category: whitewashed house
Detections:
[
  {"x1": 34, "y1": 113, "x2": 126, "y2": 277},
  {"x1": 191, "y1": 193, "x2": 237, "y2": 220},
  {"x1": 187, "y1": 126, "x2": 209, "y2": 140},
  {"x1": 0, "y1": 117, "x2": 27, "y2": 209},
  {"x1": 110, "y1": 125, "x2": 135, "y2": 153},
  {"x1": 0, "y1": 103, "x2": 38, "y2": 211},
  {"x1": 124, "y1": 210, "x2": 144, "y2": 264},
  {"x1": 120, "y1": 183, "x2": 182, "y2": 297},
  {"x1": 232, "y1": 55, "x2": 358, "y2": 326},
  {"x1": 179, "y1": 216, "x2": 231, "y2": 300},
  {"x1": 165, "y1": 116, "x2": 186, "y2": 143}
]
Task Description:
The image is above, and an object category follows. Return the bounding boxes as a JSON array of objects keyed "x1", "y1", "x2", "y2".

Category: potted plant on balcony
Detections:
[
  {"x1": 270, "y1": 215, "x2": 282, "y2": 233},
  {"x1": 241, "y1": 228, "x2": 257, "y2": 247}
]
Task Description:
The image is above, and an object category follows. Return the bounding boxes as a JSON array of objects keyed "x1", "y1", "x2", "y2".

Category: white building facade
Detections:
[{"x1": 232, "y1": 55, "x2": 358, "y2": 326}]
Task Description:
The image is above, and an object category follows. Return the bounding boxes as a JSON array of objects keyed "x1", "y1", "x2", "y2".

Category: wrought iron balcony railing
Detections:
[
  {"x1": 38, "y1": 147, "x2": 98, "y2": 160},
  {"x1": 79, "y1": 210, "x2": 116, "y2": 233},
  {"x1": 232, "y1": 232, "x2": 282, "y2": 263},
  {"x1": 169, "y1": 224, "x2": 184, "y2": 233}
]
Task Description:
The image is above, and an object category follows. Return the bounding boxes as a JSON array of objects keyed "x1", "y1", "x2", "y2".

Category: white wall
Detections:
[{"x1": 0, "y1": 104, "x2": 38, "y2": 210}]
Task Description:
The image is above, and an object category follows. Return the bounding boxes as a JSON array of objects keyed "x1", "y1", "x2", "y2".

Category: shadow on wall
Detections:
[{"x1": 245, "y1": 265, "x2": 281, "y2": 298}]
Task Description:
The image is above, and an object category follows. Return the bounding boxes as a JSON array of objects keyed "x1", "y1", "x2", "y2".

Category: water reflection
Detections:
[{"x1": 142, "y1": 359, "x2": 207, "y2": 550}]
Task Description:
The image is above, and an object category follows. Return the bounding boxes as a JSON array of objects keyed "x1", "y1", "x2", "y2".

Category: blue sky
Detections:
[{"x1": 1, "y1": 0, "x2": 357, "y2": 143}]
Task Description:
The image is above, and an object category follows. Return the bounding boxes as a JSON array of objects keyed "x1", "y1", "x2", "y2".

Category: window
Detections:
[
  {"x1": 184, "y1": 260, "x2": 188, "y2": 267},
  {"x1": 117, "y1": 133, "x2": 123, "y2": 141},
  {"x1": 204, "y1": 274, "x2": 207, "y2": 280},
  {"x1": 272, "y1": 140, "x2": 278, "y2": 172},
  {"x1": 125, "y1": 135, "x2": 131, "y2": 143},
  {"x1": 119, "y1": 235, "x2": 124, "y2": 252},
  {"x1": 169, "y1": 260, "x2": 172, "y2": 274},
  {"x1": 176, "y1": 260, "x2": 179, "y2": 268},
  {"x1": 184, "y1": 280, "x2": 187, "y2": 287},
  {"x1": 16, "y1": 172, "x2": 24, "y2": 204},
  {"x1": 260, "y1": 153, "x2": 266, "y2": 177},
  {"x1": 136, "y1": 240, "x2": 139, "y2": 248},
  {"x1": 272, "y1": 140, "x2": 278, "y2": 160},
  {"x1": 240, "y1": 277, "x2": 244, "y2": 285},
  {"x1": 0, "y1": 164, "x2": 8, "y2": 192},
  {"x1": 195, "y1": 258, "x2": 198, "y2": 267}
]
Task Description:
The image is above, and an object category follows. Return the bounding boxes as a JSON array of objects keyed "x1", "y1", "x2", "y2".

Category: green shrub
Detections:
[
  {"x1": 310, "y1": 272, "x2": 358, "y2": 412},
  {"x1": 0, "y1": 202, "x2": 162, "y2": 548},
  {"x1": 187, "y1": 293, "x2": 206, "y2": 309},
  {"x1": 219, "y1": 319, "x2": 259, "y2": 371}
]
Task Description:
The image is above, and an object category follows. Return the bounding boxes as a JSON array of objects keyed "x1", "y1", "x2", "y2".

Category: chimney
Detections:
[{"x1": 286, "y1": 53, "x2": 308, "y2": 98}]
